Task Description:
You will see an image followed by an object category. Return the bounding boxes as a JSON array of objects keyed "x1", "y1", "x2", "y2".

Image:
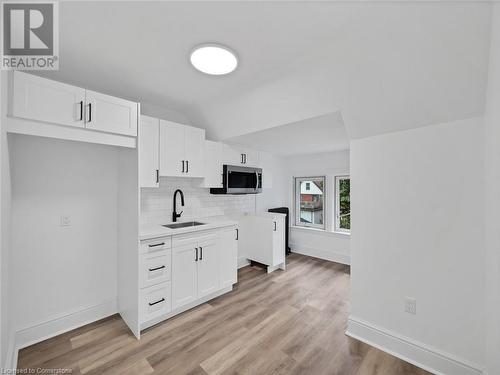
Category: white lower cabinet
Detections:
[
  {"x1": 219, "y1": 227, "x2": 238, "y2": 288},
  {"x1": 139, "y1": 225, "x2": 238, "y2": 329},
  {"x1": 196, "y1": 236, "x2": 220, "y2": 298},
  {"x1": 171, "y1": 241, "x2": 199, "y2": 309},
  {"x1": 140, "y1": 282, "x2": 172, "y2": 323},
  {"x1": 139, "y1": 249, "x2": 171, "y2": 289}
]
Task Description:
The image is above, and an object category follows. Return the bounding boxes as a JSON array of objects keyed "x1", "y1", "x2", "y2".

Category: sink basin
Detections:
[{"x1": 163, "y1": 221, "x2": 206, "y2": 229}]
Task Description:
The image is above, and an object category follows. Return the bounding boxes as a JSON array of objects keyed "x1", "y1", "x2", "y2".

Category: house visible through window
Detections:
[
  {"x1": 294, "y1": 176, "x2": 326, "y2": 229},
  {"x1": 335, "y1": 176, "x2": 350, "y2": 233}
]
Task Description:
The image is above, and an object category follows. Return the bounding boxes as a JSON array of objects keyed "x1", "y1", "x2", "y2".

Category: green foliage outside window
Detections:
[{"x1": 339, "y1": 178, "x2": 350, "y2": 230}]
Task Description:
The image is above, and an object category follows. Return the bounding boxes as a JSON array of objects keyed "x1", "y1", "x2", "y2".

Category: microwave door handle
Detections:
[{"x1": 255, "y1": 171, "x2": 258, "y2": 190}]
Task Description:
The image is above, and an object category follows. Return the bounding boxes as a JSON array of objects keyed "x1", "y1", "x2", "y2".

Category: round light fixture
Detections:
[{"x1": 190, "y1": 44, "x2": 238, "y2": 75}]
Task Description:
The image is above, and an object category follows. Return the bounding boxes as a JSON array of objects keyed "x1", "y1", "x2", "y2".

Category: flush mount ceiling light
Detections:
[{"x1": 190, "y1": 44, "x2": 238, "y2": 75}]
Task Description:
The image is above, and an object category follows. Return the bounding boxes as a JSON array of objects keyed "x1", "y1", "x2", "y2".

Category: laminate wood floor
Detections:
[{"x1": 18, "y1": 253, "x2": 431, "y2": 375}]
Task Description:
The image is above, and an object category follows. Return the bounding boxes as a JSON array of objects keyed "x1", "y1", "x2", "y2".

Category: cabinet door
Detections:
[
  {"x1": 201, "y1": 140, "x2": 223, "y2": 188},
  {"x1": 184, "y1": 126, "x2": 205, "y2": 177},
  {"x1": 171, "y1": 243, "x2": 198, "y2": 309},
  {"x1": 240, "y1": 147, "x2": 259, "y2": 167},
  {"x1": 222, "y1": 144, "x2": 242, "y2": 165},
  {"x1": 12, "y1": 71, "x2": 86, "y2": 128},
  {"x1": 197, "y1": 237, "x2": 220, "y2": 298},
  {"x1": 84, "y1": 90, "x2": 138, "y2": 136},
  {"x1": 272, "y1": 218, "x2": 285, "y2": 267},
  {"x1": 219, "y1": 228, "x2": 238, "y2": 288},
  {"x1": 159, "y1": 120, "x2": 185, "y2": 177},
  {"x1": 139, "y1": 116, "x2": 160, "y2": 188}
]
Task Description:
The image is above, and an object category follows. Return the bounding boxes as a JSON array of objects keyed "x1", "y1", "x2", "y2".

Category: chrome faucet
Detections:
[{"x1": 172, "y1": 189, "x2": 185, "y2": 222}]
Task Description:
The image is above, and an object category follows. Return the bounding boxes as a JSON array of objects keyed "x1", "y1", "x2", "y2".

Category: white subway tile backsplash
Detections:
[{"x1": 140, "y1": 177, "x2": 256, "y2": 224}]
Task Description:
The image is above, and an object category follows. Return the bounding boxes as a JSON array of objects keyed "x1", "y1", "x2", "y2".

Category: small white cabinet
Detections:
[
  {"x1": 11, "y1": 71, "x2": 138, "y2": 137},
  {"x1": 84, "y1": 90, "x2": 138, "y2": 136},
  {"x1": 12, "y1": 71, "x2": 86, "y2": 129},
  {"x1": 239, "y1": 213, "x2": 286, "y2": 273},
  {"x1": 139, "y1": 115, "x2": 160, "y2": 187},
  {"x1": 159, "y1": 120, "x2": 205, "y2": 178},
  {"x1": 222, "y1": 144, "x2": 259, "y2": 167}
]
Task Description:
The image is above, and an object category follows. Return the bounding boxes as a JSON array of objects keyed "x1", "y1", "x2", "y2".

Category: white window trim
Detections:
[
  {"x1": 335, "y1": 175, "x2": 351, "y2": 234},
  {"x1": 294, "y1": 176, "x2": 326, "y2": 230}
]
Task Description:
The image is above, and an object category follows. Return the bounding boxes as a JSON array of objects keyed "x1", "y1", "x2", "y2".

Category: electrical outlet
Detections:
[
  {"x1": 60, "y1": 216, "x2": 71, "y2": 227},
  {"x1": 405, "y1": 297, "x2": 416, "y2": 314}
]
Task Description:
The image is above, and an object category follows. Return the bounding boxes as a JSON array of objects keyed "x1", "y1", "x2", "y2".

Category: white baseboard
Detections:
[
  {"x1": 9, "y1": 298, "x2": 117, "y2": 369},
  {"x1": 238, "y1": 257, "x2": 250, "y2": 269},
  {"x1": 346, "y1": 316, "x2": 483, "y2": 375},
  {"x1": 290, "y1": 243, "x2": 350, "y2": 265},
  {"x1": 4, "y1": 332, "x2": 17, "y2": 371}
]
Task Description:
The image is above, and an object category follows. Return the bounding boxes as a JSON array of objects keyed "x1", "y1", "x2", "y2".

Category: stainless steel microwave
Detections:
[{"x1": 210, "y1": 165, "x2": 262, "y2": 194}]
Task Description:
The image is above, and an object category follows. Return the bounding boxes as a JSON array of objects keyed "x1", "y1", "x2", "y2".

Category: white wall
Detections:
[
  {"x1": 283, "y1": 150, "x2": 351, "y2": 264},
  {"x1": 9, "y1": 135, "x2": 119, "y2": 346},
  {"x1": 484, "y1": 4, "x2": 500, "y2": 375},
  {"x1": 0, "y1": 72, "x2": 13, "y2": 368},
  {"x1": 256, "y1": 154, "x2": 288, "y2": 214},
  {"x1": 349, "y1": 117, "x2": 484, "y2": 374}
]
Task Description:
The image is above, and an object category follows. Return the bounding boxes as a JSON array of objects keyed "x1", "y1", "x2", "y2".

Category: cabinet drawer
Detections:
[
  {"x1": 140, "y1": 250, "x2": 171, "y2": 289},
  {"x1": 140, "y1": 282, "x2": 171, "y2": 323},
  {"x1": 172, "y1": 231, "x2": 217, "y2": 248},
  {"x1": 140, "y1": 237, "x2": 171, "y2": 254}
]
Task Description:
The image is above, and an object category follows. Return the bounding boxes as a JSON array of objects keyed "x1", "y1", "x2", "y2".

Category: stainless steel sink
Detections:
[{"x1": 162, "y1": 221, "x2": 206, "y2": 229}]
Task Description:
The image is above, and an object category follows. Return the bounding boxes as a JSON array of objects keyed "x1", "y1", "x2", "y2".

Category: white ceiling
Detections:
[
  {"x1": 36, "y1": 1, "x2": 492, "y2": 143},
  {"x1": 227, "y1": 111, "x2": 349, "y2": 156}
]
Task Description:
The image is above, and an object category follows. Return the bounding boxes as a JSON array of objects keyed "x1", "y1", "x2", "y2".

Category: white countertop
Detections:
[{"x1": 140, "y1": 215, "x2": 239, "y2": 241}]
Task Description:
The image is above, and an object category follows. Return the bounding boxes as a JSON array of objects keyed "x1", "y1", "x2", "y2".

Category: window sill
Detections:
[{"x1": 290, "y1": 225, "x2": 351, "y2": 237}]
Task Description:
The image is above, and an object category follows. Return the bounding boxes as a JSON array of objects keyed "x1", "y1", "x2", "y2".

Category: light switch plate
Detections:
[
  {"x1": 405, "y1": 297, "x2": 416, "y2": 314},
  {"x1": 60, "y1": 216, "x2": 71, "y2": 226}
]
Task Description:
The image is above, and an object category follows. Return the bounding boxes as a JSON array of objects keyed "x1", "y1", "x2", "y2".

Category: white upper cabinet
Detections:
[
  {"x1": 222, "y1": 143, "x2": 259, "y2": 167},
  {"x1": 184, "y1": 126, "x2": 205, "y2": 178},
  {"x1": 221, "y1": 143, "x2": 241, "y2": 165},
  {"x1": 10, "y1": 72, "x2": 138, "y2": 137},
  {"x1": 139, "y1": 115, "x2": 160, "y2": 188},
  {"x1": 85, "y1": 90, "x2": 138, "y2": 136},
  {"x1": 160, "y1": 120, "x2": 185, "y2": 177},
  {"x1": 159, "y1": 120, "x2": 205, "y2": 178},
  {"x1": 12, "y1": 71, "x2": 86, "y2": 128},
  {"x1": 200, "y1": 140, "x2": 223, "y2": 188},
  {"x1": 239, "y1": 146, "x2": 259, "y2": 167}
]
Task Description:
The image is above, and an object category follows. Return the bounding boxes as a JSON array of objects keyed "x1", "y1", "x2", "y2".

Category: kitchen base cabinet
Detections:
[
  {"x1": 140, "y1": 282, "x2": 172, "y2": 323},
  {"x1": 239, "y1": 213, "x2": 286, "y2": 273},
  {"x1": 219, "y1": 227, "x2": 238, "y2": 288},
  {"x1": 171, "y1": 242, "x2": 198, "y2": 309},
  {"x1": 139, "y1": 225, "x2": 238, "y2": 330},
  {"x1": 196, "y1": 236, "x2": 220, "y2": 298}
]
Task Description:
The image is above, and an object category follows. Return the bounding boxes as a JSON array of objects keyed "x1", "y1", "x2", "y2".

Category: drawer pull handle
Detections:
[
  {"x1": 149, "y1": 265, "x2": 166, "y2": 272},
  {"x1": 149, "y1": 298, "x2": 165, "y2": 306},
  {"x1": 149, "y1": 242, "x2": 165, "y2": 248}
]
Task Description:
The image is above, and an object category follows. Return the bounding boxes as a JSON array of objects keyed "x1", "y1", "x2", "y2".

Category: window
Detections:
[
  {"x1": 294, "y1": 176, "x2": 326, "y2": 229},
  {"x1": 335, "y1": 176, "x2": 351, "y2": 233}
]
